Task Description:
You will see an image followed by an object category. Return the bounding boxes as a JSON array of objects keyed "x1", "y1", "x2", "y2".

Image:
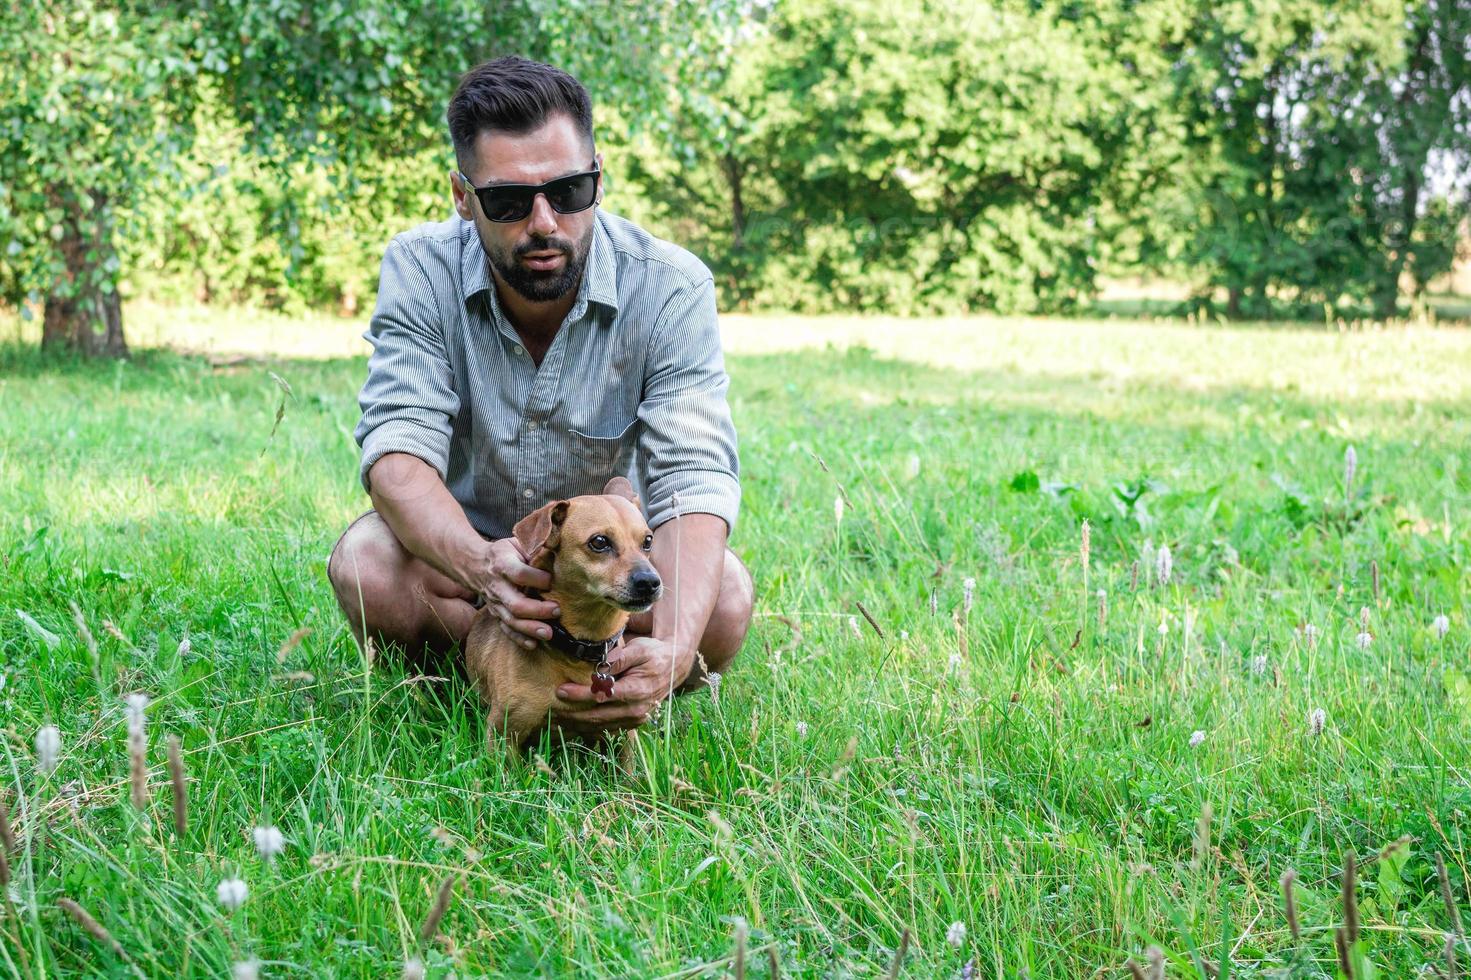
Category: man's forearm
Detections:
[
  {"x1": 648, "y1": 513, "x2": 727, "y2": 676},
  {"x1": 367, "y1": 452, "x2": 482, "y2": 589}
]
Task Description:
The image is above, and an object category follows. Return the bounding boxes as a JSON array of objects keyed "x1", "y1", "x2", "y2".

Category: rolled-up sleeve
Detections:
[
  {"x1": 353, "y1": 238, "x2": 461, "y2": 493},
  {"x1": 637, "y1": 277, "x2": 741, "y2": 532}
]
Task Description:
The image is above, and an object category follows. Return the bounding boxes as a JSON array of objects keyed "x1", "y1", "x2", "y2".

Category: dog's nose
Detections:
[{"x1": 629, "y1": 568, "x2": 662, "y2": 599}]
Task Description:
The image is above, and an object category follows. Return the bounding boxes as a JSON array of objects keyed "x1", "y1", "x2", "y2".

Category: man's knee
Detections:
[
  {"x1": 328, "y1": 513, "x2": 402, "y2": 612},
  {"x1": 702, "y1": 551, "x2": 754, "y2": 667}
]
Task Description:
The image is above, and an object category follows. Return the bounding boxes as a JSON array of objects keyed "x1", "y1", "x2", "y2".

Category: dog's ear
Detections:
[
  {"x1": 511, "y1": 500, "x2": 569, "y2": 571},
  {"x1": 602, "y1": 476, "x2": 640, "y2": 508}
]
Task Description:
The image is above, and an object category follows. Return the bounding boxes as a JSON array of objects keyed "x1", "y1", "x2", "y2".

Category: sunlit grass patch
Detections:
[{"x1": 0, "y1": 309, "x2": 1468, "y2": 976}]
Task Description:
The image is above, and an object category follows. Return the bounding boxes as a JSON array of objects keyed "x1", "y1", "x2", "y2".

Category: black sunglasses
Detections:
[{"x1": 459, "y1": 164, "x2": 600, "y2": 223}]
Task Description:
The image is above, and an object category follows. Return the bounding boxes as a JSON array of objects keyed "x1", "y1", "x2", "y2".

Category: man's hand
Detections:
[
  {"x1": 464, "y1": 537, "x2": 559, "y2": 649},
  {"x1": 552, "y1": 636, "x2": 695, "y2": 732},
  {"x1": 368, "y1": 454, "x2": 560, "y2": 647}
]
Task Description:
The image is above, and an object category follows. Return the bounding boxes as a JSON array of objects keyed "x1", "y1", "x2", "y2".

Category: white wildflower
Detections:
[
  {"x1": 947, "y1": 651, "x2": 963, "y2": 674},
  {"x1": 847, "y1": 616, "x2": 861, "y2": 640},
  {"x1": 1432, "y1": 615, "x2": 1450, "y2": 639},
  {"x1": 402, "y1": 958, "x2": 426, "y2": 980},
  {"x1": 1309, "y1": 708, "x2": 1326, "y2": 736},
  {"x1": 231, "y1": 960, "x2": 261, "y2": 980},
  {"x1": 962, "y1": 577, "x2": 976, "y2": 615},
  {"x1": 1344, "y1": 444, "x2": 1357, "y2": 491},
  {"x1": 36, "y1": 725, "x2": 61, "y2": 774},
  {"x1": 253, "y1": 825, "x2": 286, "y2": 863},
  {"x1": 899, "y1": 630, "x2": 909, "y2": 641},
  {"x1": 905, "y1": 454, "x2": 922, "y2": 480},
  {"x1": 834, "y1": 495, "x2": 845, "y2": 525},
  {"x1": 946, "y1": 920, "x2": 967, "y2": 947},
  {"x1": 1188, "y1": 730, "x2": 1206, "y2": 749},
  {"x1": 1302, "y1": 623, "x2": 1320, "y2": 647},
  {"x1": 1356, "y1": 631, "x2": 1373, "y2": 650},
  {"x1": 795, "y1": 721, "x2": 808, "y2": 738},
  {"x1": 1156, "y1": 545, "x2": 1173, "y2": 586},
  {"x1": 707, "y1": 671, "x2": 722, "y2": 703},
  {"x1": 126, "y1": 692, "x2": 150, "y2": 809},
  {"x1": 177, "y1": 633, "x2": 191, "y2": 658},
  {"x1": 1249, "y1": 655, "x2": 1268, "y2": 676},
  {"x1": 217, "y1": 877, "x2": 249, "y2": 911},
  {"x1": 1158, "y1": 619, "x2": 1169, "y2": 636}
]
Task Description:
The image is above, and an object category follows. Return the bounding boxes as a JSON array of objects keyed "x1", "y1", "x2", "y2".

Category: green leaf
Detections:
[{"x1": 1008, "y1": 470, "x2": 1040, "y2": 492}]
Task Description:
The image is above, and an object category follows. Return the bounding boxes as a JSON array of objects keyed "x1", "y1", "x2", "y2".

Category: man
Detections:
[{"x1": 328, "y1": 56, "x2": 753, "y2": 734}]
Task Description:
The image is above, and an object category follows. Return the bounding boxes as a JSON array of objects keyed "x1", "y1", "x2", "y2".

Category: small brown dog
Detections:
[{"x1": 464, "y1": 477, "x2": 662, "y2": 753}]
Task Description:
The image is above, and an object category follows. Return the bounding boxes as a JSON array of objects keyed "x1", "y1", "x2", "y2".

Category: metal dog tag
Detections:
[{"x1": 591, "y1": 661, "x2": 615, "y2": 699}]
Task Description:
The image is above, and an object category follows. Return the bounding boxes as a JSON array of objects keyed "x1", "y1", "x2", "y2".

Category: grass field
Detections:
[{"x1": 1, "y1": 306, "x2": 1469, "y2": 977}]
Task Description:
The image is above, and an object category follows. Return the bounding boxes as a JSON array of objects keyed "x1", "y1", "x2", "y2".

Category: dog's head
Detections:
[{"x1": 511, "y1": 477, "x2": 663, "y2": 612}]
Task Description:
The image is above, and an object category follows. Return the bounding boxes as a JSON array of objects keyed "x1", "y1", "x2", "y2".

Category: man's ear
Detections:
[
  {"x1": 451, "y1": 170, "x2": 475, "y2": 222},
  {"x1": 511, "y1": 500, "x2": 569, "y2": 571},
  {"x1": 602, "y1": 476, "x2": 640, "y2": 508}
]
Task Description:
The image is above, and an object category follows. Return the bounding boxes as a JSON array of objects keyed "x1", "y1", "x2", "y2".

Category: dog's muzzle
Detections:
[{"x1": 619, "y1": 567, "x2": 663, "y2": 611}]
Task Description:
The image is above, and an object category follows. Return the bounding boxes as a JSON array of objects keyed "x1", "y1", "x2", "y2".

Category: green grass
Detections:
[{"x1": 1, "y1": 308, "x2": 1469, "y2": 977}]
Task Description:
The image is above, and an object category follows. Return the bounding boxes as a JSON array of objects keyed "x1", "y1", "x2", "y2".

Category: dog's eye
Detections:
[
  {"x1": 642, "y1": 534, "x2": 653, "y2": 552},
  {"x1": 587, "y1": 534, "x2": 612, "y2": 553}
]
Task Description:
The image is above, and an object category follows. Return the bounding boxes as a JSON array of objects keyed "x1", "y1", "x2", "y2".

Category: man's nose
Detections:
[{"x1": 527, "y1": 193, "x2": 558, "y2": 237}]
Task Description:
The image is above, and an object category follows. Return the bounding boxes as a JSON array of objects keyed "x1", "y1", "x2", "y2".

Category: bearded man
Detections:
[{"x1": 328, "y1": 56, "x2": 752, "y2": 734}]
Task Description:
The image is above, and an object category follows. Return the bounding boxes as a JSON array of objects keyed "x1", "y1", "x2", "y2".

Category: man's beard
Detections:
[{"x1": 481, "y1": 226, "x2": 592, "y2": 303}]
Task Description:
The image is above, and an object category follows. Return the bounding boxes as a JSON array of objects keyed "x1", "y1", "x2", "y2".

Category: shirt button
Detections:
[
  {"x1": 526, "y1": 420, "x2": 538, "y2": 431},
  {"x1": 523, "y1": 488, "x2": 534, "y2": 499},
  {"x1": 513, "y1": 344, "x2": 525, "y2": 356}
]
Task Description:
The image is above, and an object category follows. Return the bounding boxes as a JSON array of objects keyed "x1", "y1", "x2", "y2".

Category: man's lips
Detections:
[{"x1": 520, "y1": 251, "x2": 566, "y2": 272}]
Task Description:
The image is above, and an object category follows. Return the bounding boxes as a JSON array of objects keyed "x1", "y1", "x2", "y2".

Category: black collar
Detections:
[{"x1": 545, "y1": 620, "x2": 624, "y2": 665}]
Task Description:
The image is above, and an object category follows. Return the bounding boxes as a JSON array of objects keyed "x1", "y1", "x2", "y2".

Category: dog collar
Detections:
[{"x1": 545, "y1": 620, "x2": 625, "y2": 665}]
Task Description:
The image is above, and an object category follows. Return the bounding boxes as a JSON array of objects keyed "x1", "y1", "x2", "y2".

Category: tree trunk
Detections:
[
  {"x1": 1373, "y1": 177, "x2": 1418, "y2": 322},
  {"x1": 721, "y1": 152, "x2": 746, "y2": 251},
  {"x1": 1227, "y1": 286, "x2": 1244, "y2": 319},
  {"x1": 1374, "y1": 23, "x2": 1433, "y2": 322},
  {"x1": 41, "y1": 186, "x2": 128, "y2": 357}
]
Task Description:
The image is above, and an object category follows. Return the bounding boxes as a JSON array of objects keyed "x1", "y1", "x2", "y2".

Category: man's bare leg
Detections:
[{"x1": 327, "y1": 511, "x2": 479, "y2": 663}]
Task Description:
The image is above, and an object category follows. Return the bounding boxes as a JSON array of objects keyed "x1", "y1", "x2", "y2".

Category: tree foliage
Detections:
[
  {"x1": 1159, "y1": 0, "x2": 1471, "y2": 318},
  {"x1": 628, "y1": 0, "x2": 1163, "y2": 315},
  {"x1": 2, "y1": 0, "x2": 1469, "y2": 351}
]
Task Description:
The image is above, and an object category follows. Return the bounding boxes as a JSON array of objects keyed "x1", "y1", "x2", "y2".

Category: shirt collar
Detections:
[{"x1": 458, "y1": 212, "x2": 620, "y2": 319}]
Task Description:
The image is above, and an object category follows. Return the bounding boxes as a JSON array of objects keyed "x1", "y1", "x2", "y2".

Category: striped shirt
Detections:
[{"x1": 353, "y1": 210, "x2": 740, "y2": 539}]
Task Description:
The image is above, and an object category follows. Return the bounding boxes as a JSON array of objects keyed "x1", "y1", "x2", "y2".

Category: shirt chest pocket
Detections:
[{"x1": 564, "y1": 417, "x2": 640, "y2": 480}]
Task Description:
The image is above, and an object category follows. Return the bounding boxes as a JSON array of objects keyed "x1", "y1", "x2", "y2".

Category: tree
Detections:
[
  {"x1": 1159, "y1": 0, "x2": 1471, "y2": 319},
  {"x1": 0, "y1": 3, "x2": 196, "y2": 355},
  {"x1": 621, "y1": 0, "x2": 1188, "y2": 315},
  {"x1": 1312, "y1": 0, "x2": 1471, "y2": 317}
]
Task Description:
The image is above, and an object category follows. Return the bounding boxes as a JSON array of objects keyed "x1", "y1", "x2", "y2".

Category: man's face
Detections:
[{"x1": 452, "y1": 112, "x2": 601, "y2": 304}]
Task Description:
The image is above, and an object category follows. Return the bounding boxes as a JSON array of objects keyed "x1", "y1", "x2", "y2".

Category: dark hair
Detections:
[{"x1": 447, "y1": 56, "x2": 594, "y2": 172}]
